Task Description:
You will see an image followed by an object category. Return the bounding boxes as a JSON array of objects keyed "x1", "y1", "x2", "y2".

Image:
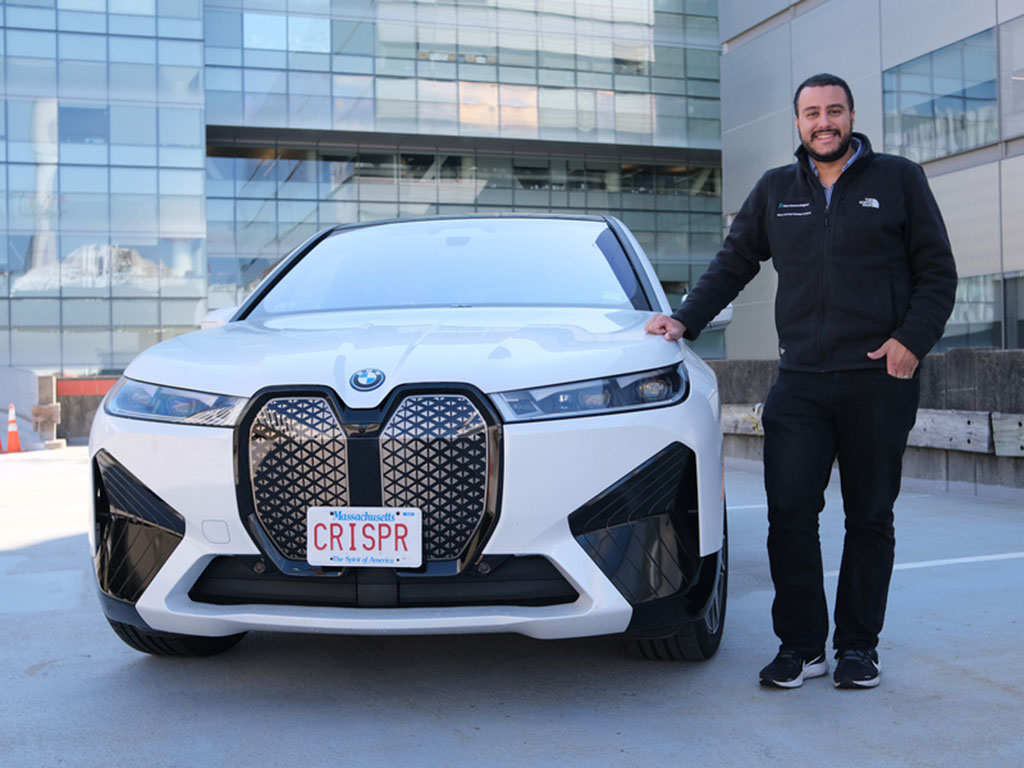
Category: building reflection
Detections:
[{"x1": 0, "y1": 0, "x2": 724, "y2": 373}]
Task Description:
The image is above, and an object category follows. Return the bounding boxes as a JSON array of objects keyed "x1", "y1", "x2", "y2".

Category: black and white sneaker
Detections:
[
  {"x1": 833, "y1": 649, "x2": 880, "y2": 689},
  {"x1": 759, "y1": 649, "x2": 828, "y2": 688}
]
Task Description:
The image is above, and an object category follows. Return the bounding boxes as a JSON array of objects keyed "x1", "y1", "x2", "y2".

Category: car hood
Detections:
[{"x1": 124, "y1": 307, "x2": 685, "y2": 408}]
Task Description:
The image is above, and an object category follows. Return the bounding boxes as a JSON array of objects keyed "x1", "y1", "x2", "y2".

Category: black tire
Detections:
[
  {"x1": 107, "y1": 618, "x2": 246, "y2": 657},
  {"x1": 625, "y1": 511, "x2": 728, "y2": 662}
]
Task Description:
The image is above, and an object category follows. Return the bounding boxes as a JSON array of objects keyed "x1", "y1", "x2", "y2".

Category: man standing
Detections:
[{"x1": 645, "y1": 73, "x2": 957, "y2": 689}]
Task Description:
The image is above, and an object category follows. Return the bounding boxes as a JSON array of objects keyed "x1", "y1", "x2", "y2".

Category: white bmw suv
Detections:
[{"x1": 90, "y1": 215, "x2": 727, "y2": 661}]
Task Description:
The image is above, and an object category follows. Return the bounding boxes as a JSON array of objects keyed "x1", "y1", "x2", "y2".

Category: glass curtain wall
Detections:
[
  {"x1": 0, "y1": 0, "x2": 723, "y2": 373},
  {"x1": 883, "y1": 29, "x2": 997, "y2": 164},
  {"x1": 203, "y1": 0, "x2": 721, "y2": 148},
  {"x1": 205, "y1": 144, "x2": 721, "y2": 305},
  {"x1": 884, "y1": 23, "x2": 1024, "y2": 350},
  {"x1": 1, "y1": 0, "x2": 206, "y2": 375},
  {"x1": 203, "y1": 0, "x2": 724, "y2": 353}
]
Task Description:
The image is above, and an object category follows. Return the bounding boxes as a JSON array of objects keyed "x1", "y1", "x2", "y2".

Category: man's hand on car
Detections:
[{"x1": 644, "y1": 313, "x2": 687, "y2": 341}]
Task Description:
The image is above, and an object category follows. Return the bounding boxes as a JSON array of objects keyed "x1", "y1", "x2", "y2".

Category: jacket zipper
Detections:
[
  {"x1": 818, "y1": 189, "x2": 829, "y2": 371},
  {"x1": 799, "y1": 144, "x2": 867, "y2": 372}
]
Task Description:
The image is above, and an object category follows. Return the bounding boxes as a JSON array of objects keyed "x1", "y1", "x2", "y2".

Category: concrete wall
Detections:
[
  {"x1": 709, "y1": 348, "x2": 1024, "y2": 497},
  {"x1": 56, "y1": 396, "x2": 104, "y2": 443},
  {"x1": 878, "y1": 0, "x2": 994, "y2": 69},
  {"x1": 910, "y1": 348, "x2": 1024, "y2": 494},
  {"x1": 718, "y1": 0, "x2": 793, "y2": 43}
]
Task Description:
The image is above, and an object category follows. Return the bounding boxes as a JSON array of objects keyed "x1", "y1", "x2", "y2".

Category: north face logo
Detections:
[{"x1": 859, "y1": 197, "x2": 880, "y2": 209}]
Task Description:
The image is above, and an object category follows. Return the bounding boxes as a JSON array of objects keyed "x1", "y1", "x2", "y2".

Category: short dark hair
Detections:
[{"x1": 793, "y1": 73, "x2": 854, "y2": 115}]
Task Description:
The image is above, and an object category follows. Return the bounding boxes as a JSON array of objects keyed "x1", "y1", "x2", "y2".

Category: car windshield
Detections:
[{"x1": 248, "y1": 218, "x2": 647, "y2": 316}]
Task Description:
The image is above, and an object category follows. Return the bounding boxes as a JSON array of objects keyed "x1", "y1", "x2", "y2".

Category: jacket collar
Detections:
[{"x1": 795, "y1": 131, "x2": 873, "y2": 176}]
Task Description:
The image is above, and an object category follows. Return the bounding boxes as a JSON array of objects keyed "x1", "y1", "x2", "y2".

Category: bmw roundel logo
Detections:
[{"x1": 350, "y1": 367, "x2": 386, "y2": 391}]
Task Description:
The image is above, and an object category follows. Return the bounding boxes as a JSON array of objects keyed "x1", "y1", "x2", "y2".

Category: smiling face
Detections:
[{"x1": 795, "y1": 84, "x2": 855, "y2": 164}]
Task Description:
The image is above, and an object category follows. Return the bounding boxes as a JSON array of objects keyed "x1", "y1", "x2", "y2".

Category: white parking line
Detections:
[
  {"x1": 825, "y1": 551, "x2": 1024, "y2": 578},
  {"x1": 891, "y1": 552, "x2": 1024, "y2": 571},
  {"x1": 729, "y1": 503, "x2": 767, "y2": 510}
]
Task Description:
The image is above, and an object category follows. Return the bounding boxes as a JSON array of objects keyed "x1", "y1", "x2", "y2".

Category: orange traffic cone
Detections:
[{"x1": 6, "y1": 403, "x2": 21, "y2": 453}]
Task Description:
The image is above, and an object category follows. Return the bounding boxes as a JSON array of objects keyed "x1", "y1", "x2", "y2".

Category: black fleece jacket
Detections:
[{"x1": 673, "y1": 133, "x2": 957, "y2": 372}]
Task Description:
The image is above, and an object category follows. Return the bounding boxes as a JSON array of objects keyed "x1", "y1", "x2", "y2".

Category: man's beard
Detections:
[{"x1": 803, "y1": 129, "x2": 852, "y2": 163}]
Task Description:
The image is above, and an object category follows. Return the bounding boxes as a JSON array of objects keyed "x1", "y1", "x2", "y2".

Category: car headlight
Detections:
[
  {"x1": 104, "y1": 378, "x2": 248, "y2": 427},
  {"x1": 493, "y1": 363, "x2": 689, "y2": 422}
]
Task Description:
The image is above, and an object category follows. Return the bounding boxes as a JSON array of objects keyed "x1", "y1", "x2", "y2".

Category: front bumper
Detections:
[{"x1": 90, "y1": 384, "x2": 723, "y2": 640}]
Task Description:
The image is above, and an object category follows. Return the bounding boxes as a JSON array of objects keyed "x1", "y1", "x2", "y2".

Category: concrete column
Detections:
[{"x1": 35, "y1": 376, "x2": 66, "y2": 450}]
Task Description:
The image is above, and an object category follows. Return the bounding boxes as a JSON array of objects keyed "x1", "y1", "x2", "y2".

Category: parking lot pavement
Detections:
[{"x1": 2, "y1": 447, "x2": 1022, "y2": 767}]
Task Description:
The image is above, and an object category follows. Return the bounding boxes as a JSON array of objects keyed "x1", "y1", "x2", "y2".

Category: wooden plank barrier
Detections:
[
  {"x1": 992, "y1": 412, "x2": 1024, "y2": 458},
  {"x1": 906, "y1": 408, "x2": 991, "y2": 454},
  {"x1": 720, "y1": 405, "x2": 1024, "y2": 458}
]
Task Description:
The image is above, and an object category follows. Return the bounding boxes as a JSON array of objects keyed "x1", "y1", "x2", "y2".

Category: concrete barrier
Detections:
[{"x1": 709, "y1": 348, "x2": 1024, "y2": 498}]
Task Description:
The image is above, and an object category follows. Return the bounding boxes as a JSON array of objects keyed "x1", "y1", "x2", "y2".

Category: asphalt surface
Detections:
[{"x1": 2, "y1": 447, "x2": 1022, "y2": 767}]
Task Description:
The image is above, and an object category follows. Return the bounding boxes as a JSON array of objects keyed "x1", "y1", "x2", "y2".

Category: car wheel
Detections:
[
  {"x1": 625, "y1": 510, "x2": 728, "y2": 662},
  {"x1": 106, "y1": 619, "x2": 246, "y2": 657}
]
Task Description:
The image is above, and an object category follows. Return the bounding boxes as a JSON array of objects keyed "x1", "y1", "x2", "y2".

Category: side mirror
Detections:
[
  {"x1": 200, "y1": 306, "x2": 238, "y2": 330},
  {"x1": 705, "y1": 304, "x2": 733, "y2": 332}
]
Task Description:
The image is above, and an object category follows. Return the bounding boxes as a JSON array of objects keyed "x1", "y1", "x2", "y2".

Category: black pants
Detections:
[{"x1": 761, "y1": 369, "x2": 920, "y2": 655}]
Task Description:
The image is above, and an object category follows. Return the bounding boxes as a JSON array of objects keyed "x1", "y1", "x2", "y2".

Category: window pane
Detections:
[
  {"x1": 400, "y1": 151, "x2": 435, "y2": 177},
  {"x1": 110, "y1": 105, "x2": 156, "y2": 146},
  {"x1": 59, "y1": 32, "x2": 105, "y2": 62},
  {"x1": 110, "y1": 239, "x2": 160, "y2": 297},
  {"x1": 0, "y1": 301, "x2": 10, "y2": 367},
  {"x1": 109, "y1": 62, "x2": 156, "y2": 102},
  {"x1": 160, "y1": 238, "x2": 205, "y2": 297},
  {"x1": 7, "y1": 30, "x2": 57, "y2": 59},
  {"x1": 377, "y1": 22, "x2": 415, "y2": 59},
  {"x1": 358, "y1": 153, "x2": 398, "y2": 201},
  {"x1": 437, "y1": 153, "x2": 476, "y2": 204},
  {"x1": 159, "y1": 65, "x2": 204, "y2": 104},
  {"x1": 110, "y1": 37, "x2": 156, "y2": 64},
  {"x1": 244, "y1": 13, "x2": 287, "y2": 50},
  {"x1": 1001, "y1": 17, "x2": 1024, "y2": 140},
  {"x1": 289, "y1": 15, "x2": 330, "y2": 53},
  {"x1": 460, "y1": 81, "x2": 499, "y2": 136},
  {"x1": 206, "y1": 10, "x2": 242, "y2": 48},
  {"x1": 11, "y1": 299, "x2": 61, "y2": 368},
  {"x1": 59, "y1": 61, "x2": 108, "y2": 109},
  {"x1": 884, "y1": 28, "x2": 997, "y2": 162},
  {"x1": 159, "y1": 108, "x2": 203, "y2": 147},
  {"x1": 58, "y1": 106, "x2": 108, "y2": 145},
  {"x1": 276, "y1": 152, "x2": 319, "y2": 199},
  {"x1": 331, "y1": 20, "x2": 375, "y2": 56},
  {"x1": 5, "y1": 57, "x2": 57, "y2": 97}
]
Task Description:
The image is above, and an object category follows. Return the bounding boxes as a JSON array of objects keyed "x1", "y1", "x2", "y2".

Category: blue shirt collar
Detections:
[
  {"x1": 808, "y1": 136, "x2": 862, "y2": 180},
  {"x1": 809, "y1": 136, "x2": 862, "y2": 205}
]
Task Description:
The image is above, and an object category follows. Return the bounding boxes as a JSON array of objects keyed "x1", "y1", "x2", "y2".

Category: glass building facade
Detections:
[
  {"x1": 1, "y1": 0, "x2": 207, "y2": 374},
  {"x1": 884, "y1": 22, "x2": 1024, "y2": 350},
  {"x1": 0, "y1": 0, "x2": 723, "y2": 375},
  {"x1": 883, "y1": 29, "x2": 998, "y2": 165}
]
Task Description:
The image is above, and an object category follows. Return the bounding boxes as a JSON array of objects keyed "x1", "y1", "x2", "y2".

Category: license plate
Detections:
[{"x1": 306, "y1": 507, "x2": 423, "y2": 568}]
